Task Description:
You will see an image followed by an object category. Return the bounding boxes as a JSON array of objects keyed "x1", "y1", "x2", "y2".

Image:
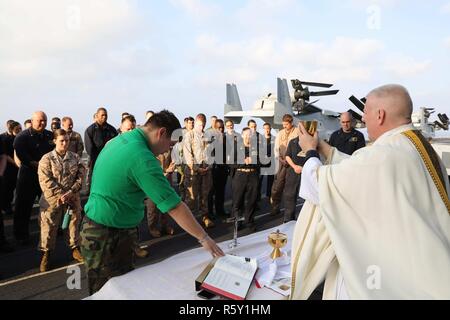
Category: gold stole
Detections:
[{"x1": 402, "y1": 130, "x2": 450, "y2": 215}]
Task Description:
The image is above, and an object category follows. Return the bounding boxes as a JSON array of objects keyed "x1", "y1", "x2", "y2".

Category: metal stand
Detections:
[{"x1": 226, "y1": 216, "x2": 245, "y2": 249}]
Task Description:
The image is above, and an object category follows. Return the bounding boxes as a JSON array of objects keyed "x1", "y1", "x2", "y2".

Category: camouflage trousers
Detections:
[
  {"x1": 80, "y1": 216, "x2": 137, "y2": 295},
  {"x1": 176, "y1": 165, "x2": 186, "y2": 201},
  {"x1": 144, "y1": 198, "x2": 171, "y2": 231},
  {"x1": 39, "y1": 202, "x2": 81, "y2": 252},
  {"x1": 184, "y1": 169, "x2": 212, "y2": 218},
  {"x1": 85, "y1": 160, "x2": 95, "y2": 194}
]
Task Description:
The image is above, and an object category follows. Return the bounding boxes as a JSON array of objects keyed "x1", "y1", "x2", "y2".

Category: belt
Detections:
[
  {"x1": 236, "y1": 168, "x2": 257, "y2": 173},
  {"x1": 84, "y1": 215, "x2": 135, "y2": 231}
]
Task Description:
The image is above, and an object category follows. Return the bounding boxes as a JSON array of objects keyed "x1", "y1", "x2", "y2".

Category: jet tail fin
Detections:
[
  {"x1": 277, "y1": 78, "x2": 291, "y2": 109},
  {"x1": 274, "y1": 78, "x2": 294, "y2": 125},
  {"x1": 224, "y1": 83, "x2": 243, "y2": 124}
]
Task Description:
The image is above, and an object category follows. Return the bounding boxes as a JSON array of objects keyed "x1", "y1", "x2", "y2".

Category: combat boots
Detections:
[
  {"x1": 149, "y1": 228, "x2": 161, "y2": 238},
  {"x1": 40, "y1": 251, "x2": 50, "y2": 273},
  {"x1": 202, "y1": 217, "x2": 215, "y2": 228},
  {"x1": 164, "y1": 226, "x2": 175, "y2": 236},
  {"x1": 72, "y1": 247, "x2": 84, "y2": 263},
  {"x1": 134, "y1": 245, "x2": 149, "y2": 258},
  {"x1": 270, "y1": 199, "x2": 281, "y2": 216},
  {"x1": 161, "y1": 223, "x2": 174, "y2": 236}
]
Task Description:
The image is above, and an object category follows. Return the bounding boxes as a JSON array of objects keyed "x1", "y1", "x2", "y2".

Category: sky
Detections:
[{"x1": 0, "y1": 0, "x2": 449, "y2": 133}]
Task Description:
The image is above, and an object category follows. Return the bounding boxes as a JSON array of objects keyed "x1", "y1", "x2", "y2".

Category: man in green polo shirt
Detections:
[{"x1": 80, "y1": 110, "x2": 224, "y2": 295}]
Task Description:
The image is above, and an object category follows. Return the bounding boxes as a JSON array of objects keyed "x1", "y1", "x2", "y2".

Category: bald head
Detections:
[
  {"x1": 31, "y1": 111, "x2": 47, "y2": 132},
  {"x1": 363, "y1": 84, "x2": 413, "y2": 141},
  {"x1": 340, "y1": 112, "x2": 353, "y2": 133},
  {"x1": 340, "y1": 112, "x2": 352, "y2": 121},
  {"x1": 367, "y1": 84, "x2": 413, "y2": 122}
]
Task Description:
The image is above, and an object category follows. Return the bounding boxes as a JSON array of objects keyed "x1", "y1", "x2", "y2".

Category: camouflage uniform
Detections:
[
  {"x1": 183, "y1": 129, "x2": 213, "y2": 224},
  {"x1": 80, "y1": 217, "x2": 137, "y2": 295},
  {"x1": 172, "y1": 139, "x2": 186, "y2": 201},
  {"x1": 67, "y1": 130, "x2": 84, "y2": 158},
  {"x1": 145, "y1": 151, "x2": 174, "y2": 235},
  {"x1": 270, "y1": 127, "x2": 299, "y2": 214},
  {"x1": 38, "y1": 150, "x2": 85, "y2": 251}
]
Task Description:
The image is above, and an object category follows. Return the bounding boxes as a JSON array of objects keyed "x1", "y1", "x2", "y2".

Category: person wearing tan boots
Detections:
[
  {"x1": 145, "y1": 151, "x2": 176, "y2": 237},
  {"x1": 183, "y1": 114, "x2": 215, "y2": 228},
  {"x1": 37, "y1": 129, "x2": 85, "y2": 272}
]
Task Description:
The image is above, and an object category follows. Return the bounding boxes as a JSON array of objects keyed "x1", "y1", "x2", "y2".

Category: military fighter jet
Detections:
[
  {"x1": 224, "y1": 77, "x2": 348, "y2": 140},
  {"x1": 223, "y1": 77, "x2": 450, "y2": 177}
]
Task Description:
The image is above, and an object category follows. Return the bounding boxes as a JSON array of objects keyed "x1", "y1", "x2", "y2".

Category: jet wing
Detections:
[
  {"x1": 224, "y1": 110, "x2": 275, "y2": 117},
  {"x1": 300, "y1": 104, "x2": 322, "y2": 114}
]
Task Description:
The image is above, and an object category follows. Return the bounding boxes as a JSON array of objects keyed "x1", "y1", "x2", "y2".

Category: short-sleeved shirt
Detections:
[
  {"x1": 286, "y1": 137, "x2": 307, "y2": 167},
  {"x1": 328, "y1": 128, "x2": 366, "y2": 155},
  {"x1": 233, "y1": 144, "x2": 261, "y2": 170},
  {"x1": 84, "y1": 128, "x2": 181, "y2": 228},
  {"x1": 275, "y1": 127, "x2": 300, "y2": 159},
  {"x1": 261, "y1": 135, "x2": 274, "y2": 168}
]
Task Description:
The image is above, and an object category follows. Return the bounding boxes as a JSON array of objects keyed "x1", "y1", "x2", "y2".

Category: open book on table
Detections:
[{"x1": 199, "y1": 254, "x2": 258, "y2": 300}]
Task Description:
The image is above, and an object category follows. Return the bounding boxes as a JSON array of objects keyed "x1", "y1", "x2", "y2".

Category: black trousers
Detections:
[
  {"x1": 13, "y1": 166, "x2": 42, "y2": 240},
  {"x1": 259, "y1": 174, "x2": 274, "y2": 198},
  {"x1": 231, "y1": 171, "x2": 259, "y2": 225},
  {"x1": 208, "y1": 165, "x2": 228, "y2": 216},
  {"x1": 0, "y1": 176, "x2": 5, "y2": 243},
  {"x1": 1, "y1": 164, "x2": 18, "y2": 212},
  {"x1": 283, "y1": 168, "x2": 301, "y2": 222},
  {"x1": 86, "y1": 160, "x2": 96, "y2": 194}
]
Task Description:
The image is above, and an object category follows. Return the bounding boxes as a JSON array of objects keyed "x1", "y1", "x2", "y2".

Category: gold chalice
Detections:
[
  {"x1": 300, "y1": 120, "x2": 318, "y2": 136},
  {"x1": 268, "y1": 230, "x2": 288, "y2": 260},
  {"x1": 298, "y1": 120, "x2": 319, "y2": 157}
]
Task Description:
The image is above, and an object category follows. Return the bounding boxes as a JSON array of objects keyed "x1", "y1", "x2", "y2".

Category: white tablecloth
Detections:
[{"x1": 87, "y1": 221, "x2": 296, "y2": 300}]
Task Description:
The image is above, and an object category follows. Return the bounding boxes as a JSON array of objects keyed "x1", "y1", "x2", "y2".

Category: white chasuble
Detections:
[{"x1": 291, "y1": 124, "x2": 450, "y2": 300}]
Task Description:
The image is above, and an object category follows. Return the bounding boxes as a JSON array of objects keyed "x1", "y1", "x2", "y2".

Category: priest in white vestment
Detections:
[{"x1": 290, "y1": 84, "x2": 450, "y2": 300}]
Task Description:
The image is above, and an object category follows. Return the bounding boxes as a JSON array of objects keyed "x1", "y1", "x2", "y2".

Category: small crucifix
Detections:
[{"x1": 226, "y1": 216, "x2": 245, "y2": 249}]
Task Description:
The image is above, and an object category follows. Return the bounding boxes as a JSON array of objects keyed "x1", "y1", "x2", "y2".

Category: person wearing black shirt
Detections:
[
  {"x1": 50, "y1": 117, "x2": 61, "y2": 132},
  {"x1": 248, "y1": 119, "x2": 264, "y2": 206},
  {"x1": 13, "y1": 112, "x2": 53, "y2": 243},
  {"x1": 207, "y1": 119, "x2": 229, "y2": 218},
  {"x1": 0, "y1": 121, "x2": 21, "y2": 216},
  {"x1": 224, "y1": 120, "x2": 238, "y2": 176},
  {"x1": 24, "y1": 119, "x2": 32, "y2": 129},
  {"x1": 0, "y1": 136, "x2": 14, "y2": 252},
  {"x1": 84, "y1": 107, "x2": 118, "y2": 192},
  {"x1": 329, "y1": 112, "x2": 366, "y2": 155},
  {"x1": 230, "y1": 127, "x2": 261, "y2": 231},
  {"x1": 260, "y1": 122, "x2": 275, "y2": 198},
  {"x1": 284, "y1": 135, "x2": 307, "y2": 222}
]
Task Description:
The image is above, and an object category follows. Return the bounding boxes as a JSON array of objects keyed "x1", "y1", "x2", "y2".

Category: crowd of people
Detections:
[
  {"x1": 1, "y1": 84, "x2": 448, "y2": 299},
  {"x1": 0, "y1": 106, "x2": 366, "y2": 284}
]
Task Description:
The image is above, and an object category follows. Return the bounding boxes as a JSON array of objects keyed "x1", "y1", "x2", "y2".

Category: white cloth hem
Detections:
[{"x1": 299, "y1": 157, "x2": 321, "y2": 205}]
